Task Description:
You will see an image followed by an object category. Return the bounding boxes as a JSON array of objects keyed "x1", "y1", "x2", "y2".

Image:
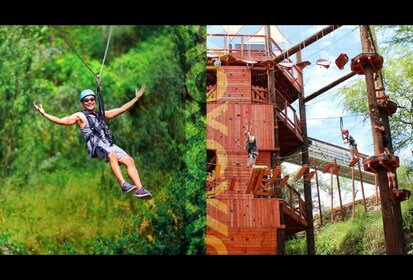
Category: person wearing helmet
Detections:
[
  {"x1": 342, "y1": 128, "x2": 358, "y2": 158},
  {"x1": 33, "y1": 85, "x2": 152, "y2": 199},
  {"x1": 79, "y1": 89, "x2": 96, "y2": 102},
  {"x1": 244, "y1": 129, "x2": 258, "y2": 169}
]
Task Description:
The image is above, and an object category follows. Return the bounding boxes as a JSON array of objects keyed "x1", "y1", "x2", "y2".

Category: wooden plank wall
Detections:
[
  {"x1": 207, "y1": 197, "x2": 282, "y2": 255},
  {"x1": 216, "y1": 66, "x2": 251, "y2": 103},
  {"x1": 207, "y1": 63, "x2": 285, "y2": 255},
  {"x1": 215, "y1": 150, "x2": 272, "y2": 195},
  {"x1": 207, "y1": 103, "x2": 275, "y2": 151}
]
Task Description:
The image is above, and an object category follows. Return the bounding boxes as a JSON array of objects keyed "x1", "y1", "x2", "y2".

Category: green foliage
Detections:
[
  {"x1": 376, "y1": 25, "x2": 413, "y2": 47},
  {"x1": 285, "y1": 236, "x2": 306, "y2": 255},
  {"x1": 286, "y1": 206, "x2": 386, "y2": 255}
]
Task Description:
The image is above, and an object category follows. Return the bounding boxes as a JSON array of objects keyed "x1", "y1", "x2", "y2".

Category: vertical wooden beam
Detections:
[
  {"x1": 266, "y1": 25, "x2": 285, "y2": 256},
  {"x1": 367, "y1": 26, "x2": 406, "y2": 255},
  {"x1": 315, "y1": 167, "x2": 323, "y2": 226},
  {"x1": 330, "y1": 165, "x2": 334, "y2": 224},
  {"x1": 359, "y1": 25, "x2": 404, "y2": 254},
  {"x1": 297, "y1": 50, "x2": 315, "y2": 255},
  {"x1": 266, "y1": 25, "x2": 276, "y2": 105},
  {"x1": 357, "y1": 161, "x2": 367, "y2": 212},
  {"x1": 375, "y1": 174, "x2": 379, "y2": 206},
  {"x1": 351, "y1": 166, "x2": 356, "y2": 218},
  {"x1": 336, "y1": 173, "x2": 344, "y2": 221}
]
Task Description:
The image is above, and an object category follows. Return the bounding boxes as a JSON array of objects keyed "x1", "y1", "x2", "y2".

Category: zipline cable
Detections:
[
  {"x1": 95, "y1": 25, "x2": 113, "y2": 145},
  {"x1": 98, "y1": 25, "x2": 113, "y2": 78},
  {"x1": 52, "y1": 25, "x2": 97, "y2": 77}
]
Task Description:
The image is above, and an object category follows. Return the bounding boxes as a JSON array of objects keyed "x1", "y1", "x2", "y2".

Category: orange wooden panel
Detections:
[
  {"x1": 296, "y1": 164, "x2": 309, "y2": 179},
  {"x1": 278, "y1": 175, "x2": 289, "y2": 189},
  {"x1": 270, "y1": 166, "x2": 282, "y2": 184},
  {"x1": 322, "y1": 162, "x2": 335, "y2": 173},
  {"x1": 332, "y1": 165, "x2": 341, "y2": 175},
  {"x1": 349, "y1": 157, "x2": 360, "y2": 167},
  {"x1": 207, "y1": 227, "x2": 278, "y2": 255},
  {"x1": 305, "y1": 171, "x2": 316, "y2": 182},
  {"x1": 246, "y1": 167, "x2": 266, "y2": 193}
]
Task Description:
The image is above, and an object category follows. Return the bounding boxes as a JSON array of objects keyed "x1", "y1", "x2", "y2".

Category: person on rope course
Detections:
[
  {"x1": 373, "y1": 117, "x2": 396, "y2": 189},
  {"x1": 33, "y1": 84, "x2": 152, "y2": 199},
  {"x1": 244, "y1": 129, "x2": 258, "y2": 169},
  {"x1": 373, "y1": 117, "x2": 392, "y2": 155},
  {"x1": 342, "y1": 129, "x2": 358, "y2": 159}
]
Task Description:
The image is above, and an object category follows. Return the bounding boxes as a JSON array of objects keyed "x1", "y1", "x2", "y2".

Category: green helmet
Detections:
[{"x1": 79, "y1": 89, "x2": 96, "y2": 102}]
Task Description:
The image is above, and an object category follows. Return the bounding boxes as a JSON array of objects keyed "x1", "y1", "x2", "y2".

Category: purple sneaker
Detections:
[
  {"x1": 121, "y1": 182, "x2": 137, "y2": 194},
  {"x1": 134, "y1": 187, "x2": 152, "y2": 199}
]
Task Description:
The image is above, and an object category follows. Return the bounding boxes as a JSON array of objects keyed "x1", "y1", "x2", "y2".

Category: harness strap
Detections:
[{"x1": 82, "y1": 110, "x2": 106, "y2": 160}]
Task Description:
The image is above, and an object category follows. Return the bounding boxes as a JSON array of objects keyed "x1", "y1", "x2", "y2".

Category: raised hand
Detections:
[
  {"x1": 135, "y1": 84, "x2": 146, "y2": 98},
  {"x1": 33, "y1": 102, "x2": 45, "y2": 116}
]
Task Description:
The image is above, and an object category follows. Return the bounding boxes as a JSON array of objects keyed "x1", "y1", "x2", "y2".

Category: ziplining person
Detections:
[
  {"x1": 342, "y1": 128, "x2": 358, "y2": 159},
  {"x1": 340, "y1": 118, "x2": 359, "y2": 159},
  {"x1": 32, "y1": 25, "x2": 152, "y2": 199},
  {"x1": 33, "y1": 83, "x2": 152, "y2": 199}
]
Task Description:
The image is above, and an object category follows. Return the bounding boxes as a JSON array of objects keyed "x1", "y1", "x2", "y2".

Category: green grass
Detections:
[
  {"x1": 286, "y1": 198, "x2": 413, "y2": 255},
  {"x1": 0, "y1": 168, "x2": 153, "y2": 254}
]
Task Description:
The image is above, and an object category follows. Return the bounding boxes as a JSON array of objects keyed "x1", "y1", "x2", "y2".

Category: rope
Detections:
[
  {"x1": 96, "y1": 26, "x2": 114, "y2": 146},
  {"x1": 98, "y1": 25, "x2": 113, "y2": 77},
  {"x1": 53, "y1": 25, "x2": 114, "y2": 79},
  {"x1": 52, "y1": 25, "x2": 97, "y2": 77}
]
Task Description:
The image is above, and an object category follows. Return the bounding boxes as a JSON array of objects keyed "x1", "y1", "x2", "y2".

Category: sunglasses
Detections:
[{"x1": 83, "y1": 97, "x2": 95, "y2": 103}]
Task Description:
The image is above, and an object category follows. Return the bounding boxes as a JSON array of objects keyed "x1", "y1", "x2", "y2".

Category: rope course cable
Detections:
[
  {"x1": 99, "y1": 25, "x2": 112, "y2": 79},
  {"x1": 52, "y1": 25, "x2": 98, "y2": 77}
]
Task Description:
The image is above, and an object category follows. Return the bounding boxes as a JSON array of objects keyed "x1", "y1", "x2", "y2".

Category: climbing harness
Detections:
[{"x1": 82, "y1": 110, "x2": 113, "y2": 160}]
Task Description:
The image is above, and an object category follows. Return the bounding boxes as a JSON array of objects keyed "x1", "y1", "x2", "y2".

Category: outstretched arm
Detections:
[
  {"x1": 33, "y1": 102, "x2": 81, "y2": 126},
  {"x1": 105, "y1": 85, "x2": 146, "y2": 120}
]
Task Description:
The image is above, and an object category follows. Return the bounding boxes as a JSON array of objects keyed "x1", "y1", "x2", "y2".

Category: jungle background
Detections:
[{"x1": 0, "y1": 25, "x2": 206, "y2": 254}]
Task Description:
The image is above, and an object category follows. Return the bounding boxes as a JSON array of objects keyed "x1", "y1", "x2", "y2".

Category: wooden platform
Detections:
[
  {"x1": 246, "y1": 166, "x2": 274, "y2": 197},
  {"x1": 351, "y1": 52, "x2": 383, "y2": 75},
  {"x1": 391, "y1": 188, "x2": 411, "y2": 203},
  {"x1": 363, "y1": 154, "x2": 399, "y2": 173}
]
